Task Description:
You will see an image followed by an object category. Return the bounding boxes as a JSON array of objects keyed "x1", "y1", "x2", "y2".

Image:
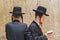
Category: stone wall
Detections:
[{"x1": 0, "y1": 0, "x2": 60, "y2": 40}]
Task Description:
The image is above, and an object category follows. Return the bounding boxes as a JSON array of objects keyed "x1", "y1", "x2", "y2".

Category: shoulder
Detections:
[
  {"x1": 30, "y1": 21, "x2": 37, "y2": 27},
  {"x1": 30, "y1": 23, "x2": 36, "y2": 27},
  {"x1": 29, "y1": 21, "x2": 37, "y2": 29},
  {"x1": 5, "y1": 22, "x2": 12, "y2": 26},
  {"x1": 18, "y1": 22, "x2": 27, "y2": 28},
  {"x1": 5, "y1": 22, "x2": 12, "y2": 31},
  {"x1": 19, "y1": 22, "x2": 27, "y2": 26}
]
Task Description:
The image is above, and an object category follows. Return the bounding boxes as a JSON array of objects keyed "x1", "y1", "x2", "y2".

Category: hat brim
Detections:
[
  {"x1": 9, "y1": 12, "x2": 25, "y2": 14},
  {"x1": 44, "y1": 14, "x2": 49, "y2": 16},
  {"x1": 33, "y1": 9, "x2": 49, "y2": 16}
]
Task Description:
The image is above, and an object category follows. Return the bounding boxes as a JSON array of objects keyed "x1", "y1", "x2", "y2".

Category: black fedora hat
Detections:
[
  {"x1": 33, "y1": 6, "x2": 49, "y2": 16},
  {"x1": 10, "y1": 6, "x2": 25, "y2": 15}
]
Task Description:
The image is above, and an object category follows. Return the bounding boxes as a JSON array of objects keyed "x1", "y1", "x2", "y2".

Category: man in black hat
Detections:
[
  {"x1": 27, "y1": 6, "x2": 53, "y2": 40},
  {"x1": 5, "y1": 7, "x2": 27, "y2": 40}
]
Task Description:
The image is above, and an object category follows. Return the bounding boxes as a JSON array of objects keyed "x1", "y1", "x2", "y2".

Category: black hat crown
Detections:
[
  {"x1": 13, "y1": 7, "x2": 22, "y2": 13},
  {"x1": 10, "y1": 6, "x2": 24, "y2": 15},
  {"x1": 33, "y1": 6, "x2": 49, "y2": 16},
  {"x1": 37, "y1": 6, "x2": 46, "y2": 13}
]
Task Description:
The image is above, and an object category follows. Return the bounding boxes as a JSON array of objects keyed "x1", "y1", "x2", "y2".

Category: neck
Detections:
[
  {"x1": 13, "y1": 20, "x2": 20, "y2": 22},
  {"x1": 35, "y1": 18, "x2": 42, "y2": 26},
  {"x1": 13, "y1": 18, "x2": 20, "y2": 22},
  {"x1": 35, "y1": 19, "x2": 40, "y2": 24}
]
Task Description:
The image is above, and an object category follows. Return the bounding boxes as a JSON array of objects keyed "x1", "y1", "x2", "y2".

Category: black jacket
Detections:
[
  {"x1": 27, "y1": 21, "x2": 48, "y2": 40},
  {"x1": 5, "y1": 20, "x2": 27, "y2": 40}
]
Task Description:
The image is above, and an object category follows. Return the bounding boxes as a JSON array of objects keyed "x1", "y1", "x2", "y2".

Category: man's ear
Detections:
[{"x1": 19, "y1": 16, "x2": 21, "y2": 19}]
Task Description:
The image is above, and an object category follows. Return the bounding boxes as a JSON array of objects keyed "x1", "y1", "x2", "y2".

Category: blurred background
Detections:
[{"x1": 0, "y1": 0, "x2": 60, "y2": 40}]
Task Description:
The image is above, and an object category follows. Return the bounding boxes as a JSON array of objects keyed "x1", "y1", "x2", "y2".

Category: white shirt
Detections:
[{"x1": 34, "y1": 20, "x2": 42, "y2": 27}]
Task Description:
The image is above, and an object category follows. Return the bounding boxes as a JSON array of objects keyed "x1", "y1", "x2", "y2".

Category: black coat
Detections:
[
  {"x1": 27, "y1": 21, "x2": 48, "y2": 40},
  {"x1": 5, "y1": 20, "x2": 27, "y2": 40}
]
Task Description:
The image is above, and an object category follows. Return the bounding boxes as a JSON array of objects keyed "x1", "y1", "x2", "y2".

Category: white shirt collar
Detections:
[
  {"x1": 34, "y1": 20, "x2": 40, "y2": 26},
  {"x1": 34, "y1": 20, "x2": 42, "y2": 27}
]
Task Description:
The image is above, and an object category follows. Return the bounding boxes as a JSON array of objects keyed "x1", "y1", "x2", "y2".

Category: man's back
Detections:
[{"x1": 5, "y1": 20, "x2": 27, "y2": 40}]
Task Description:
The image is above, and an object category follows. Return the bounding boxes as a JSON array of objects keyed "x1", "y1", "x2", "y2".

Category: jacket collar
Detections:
[
  {"x1": 32, "y1": 21, "x2": 40, "y2": 28},
  {"x1": 13, "y1": 20, "x2": 20, "y2": 22},
  {"x1": 34, "y1": 20, "x2": 40, "y2": 26}
]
